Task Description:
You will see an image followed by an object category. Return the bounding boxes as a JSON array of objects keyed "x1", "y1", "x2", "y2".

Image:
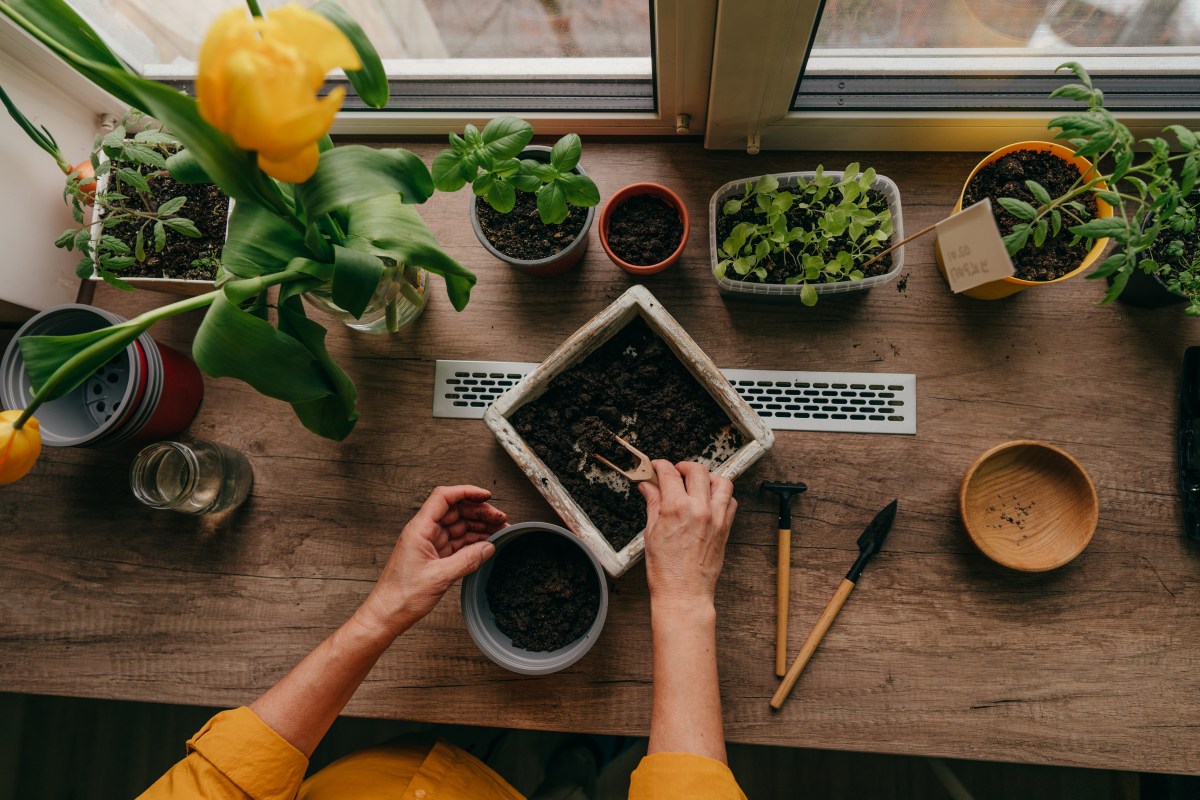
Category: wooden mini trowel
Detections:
[{"x1": 770, "y1": 499, "x2": 899, "y2": 711}]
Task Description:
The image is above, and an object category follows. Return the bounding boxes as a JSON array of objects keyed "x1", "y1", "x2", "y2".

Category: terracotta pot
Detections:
[
  {"x1": 469, "y1": 145, "x2": 595, "y2": 278},
  {"x1": 935, "y1": 141, "x2": 1114, "y2": 300},
  {"x1": 599, "y1": 182, "x2": 689, "y2": 275}
]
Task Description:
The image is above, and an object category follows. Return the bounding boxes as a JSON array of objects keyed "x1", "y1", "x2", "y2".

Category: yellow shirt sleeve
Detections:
[
  {"x1": 628, "y1": 753, "x2": 747, "y2": 800},
  {"x1": 137, "y1": 707, "x2": 309, "y2": 800}
]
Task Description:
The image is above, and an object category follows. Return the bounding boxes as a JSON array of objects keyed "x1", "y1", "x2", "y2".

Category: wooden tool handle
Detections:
[
  {"x1": 770, "y1": 578, "x2": 856, "y2": 710},
  {"x1": 776, "y1": 528, "x2": 790, "y2": 677}
]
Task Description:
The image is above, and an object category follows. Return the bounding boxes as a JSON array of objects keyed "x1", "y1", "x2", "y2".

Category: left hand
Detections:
[{"x1": 356, "y1": 485, "x2": 507, "y2": 638}]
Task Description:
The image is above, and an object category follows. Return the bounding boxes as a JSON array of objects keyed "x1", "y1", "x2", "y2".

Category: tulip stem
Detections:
[{"x1": 244, "y1": 0, "x2": 264, "y2": 17}]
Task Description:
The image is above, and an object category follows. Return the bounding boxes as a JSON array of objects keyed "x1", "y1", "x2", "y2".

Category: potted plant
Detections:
[
  {"x1": 0, "y1": 0, "x2": 480, "y2": 488},
  {"x1": 599, "y1": 182, "x2": 689, "y2": 275},
  {"x1": 461, "y1": 522, "x2": 608, "y2": 675},
  {"x1": 433, "y1": 117, "x2": 600, "y2": 277},
  {"x1": 710, "y1": 164, "x2": 904, "y2": 305},
  {"x1": 1116, "y1": 198, "x2": 1200, "y2": 311}
]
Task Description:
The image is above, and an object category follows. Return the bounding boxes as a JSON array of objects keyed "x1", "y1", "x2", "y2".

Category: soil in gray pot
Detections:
[
  {"x1": 475, "y1": 193, "x2": 587, "y2": 261},
  {"x1": 963, "y1": 150, "x2": 1099, "y2": 282},
  {"x1": 485, "y1": 532, "x2": 600, "y2": 652},
  {"x1": 511, "y1": 317, "x2": 742, "y2": 550}
]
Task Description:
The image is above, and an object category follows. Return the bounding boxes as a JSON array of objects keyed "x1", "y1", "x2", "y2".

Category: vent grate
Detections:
[{"x1": 433, "y1": 360, "x2": 915, "y2": 435}]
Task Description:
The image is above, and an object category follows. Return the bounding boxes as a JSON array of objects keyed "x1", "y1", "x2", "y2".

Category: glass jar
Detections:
[
  {"x1": 130, "y1": 440, "x2": 253, "y2": 515},
  {"x1": 305, "y1": 262, "x2": 428, "y2": 334}
]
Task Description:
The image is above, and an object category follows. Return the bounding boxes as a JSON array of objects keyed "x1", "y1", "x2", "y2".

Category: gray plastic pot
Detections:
[
  {"x1": 462, "y1": 521, "x2": 608, "y2": 675},
  {"x1": 469, "y1": 145, "x2": 595, "y2": 278}
]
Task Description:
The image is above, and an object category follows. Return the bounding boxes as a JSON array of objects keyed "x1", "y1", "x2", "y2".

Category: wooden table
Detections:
[{"x1": 2, "y1": 142, "x2": 1198, "y2": 776}]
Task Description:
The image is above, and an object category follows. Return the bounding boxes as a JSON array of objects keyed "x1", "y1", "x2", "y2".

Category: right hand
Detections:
[{"x1": 638, "y1": 460, "x2": 738, "y2": 608}]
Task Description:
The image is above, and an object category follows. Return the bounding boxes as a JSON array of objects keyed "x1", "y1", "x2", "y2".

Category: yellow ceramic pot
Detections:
[{"x1": 936, "y1": 141, "x2": 1113, "y2": 300}]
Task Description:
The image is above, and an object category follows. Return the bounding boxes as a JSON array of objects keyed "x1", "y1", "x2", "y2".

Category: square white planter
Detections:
[{"x1": 484, "y1": 285, "x2": 774, "y2": 578}]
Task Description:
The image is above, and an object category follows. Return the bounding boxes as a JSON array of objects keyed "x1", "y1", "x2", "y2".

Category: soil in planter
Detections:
[
  {"x1": 511, "y1": 317, "x2": 742, "y2": 550},
  {"x1": 715, "y1": 188, "x2": 893, "y2": 283},
  {"x1": 476, "y1": 192, "x2": 587, "y2": 262},
  {"x1": 1147, "y1": 215, "x2": 1200, "y2": 279},
  {"x1": 106, "y1": 154, "x2": 229, "y2": 281},
  {"x1": 607, "y1": 195, "x2": 684, "y2": 266},
  {"x1": 962, "y1": 150, "x2": 1098, "y2": 282},
  {"x1": 486, "y1": 532, "x2": 600, "y2": 652}
]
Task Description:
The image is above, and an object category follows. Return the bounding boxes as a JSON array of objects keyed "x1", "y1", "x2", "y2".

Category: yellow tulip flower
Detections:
[
  {"x1": 0, "y1": 410, "x2": 41, "y2": 486},
  {"x1": 197, "y1": 6, "x2": 361, "y2": 183}
]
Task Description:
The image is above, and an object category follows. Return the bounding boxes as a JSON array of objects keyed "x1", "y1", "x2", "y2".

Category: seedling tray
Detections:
[{"x1": 484, "y1": 285, "x2": 774, "y2": 577}]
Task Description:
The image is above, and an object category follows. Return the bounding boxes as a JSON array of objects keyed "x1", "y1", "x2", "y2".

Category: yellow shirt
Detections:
[{"x1": 138, "y1": 707, "x2": 747, "y2": 800}]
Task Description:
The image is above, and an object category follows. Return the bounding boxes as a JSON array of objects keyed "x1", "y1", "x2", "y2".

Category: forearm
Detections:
[
  {"x1": 250, "y1": 608, "x2": 407, "y2": 756},
  {"x1": 647, "y1": 600, "x2": 727, "y2": 764}
]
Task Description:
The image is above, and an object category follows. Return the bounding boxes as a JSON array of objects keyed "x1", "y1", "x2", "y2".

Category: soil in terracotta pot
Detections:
[
  {"x1": 511, "y1": 317, "x2": 742, "y2": 550},
  {"x1": 476, "y1": 193, "x2": 587, "y2": 261},
  {"x1": 962, "y1": 150, "x2": 1098, "y2": 282},
  {"x1": 106, "y1": 154, "x2": 229, "y2": 281},
  {"x1": 607, "y1": 195, "x2": 683, "y2": 266},
  {"x1": 714, "y1": 188, "x2": 893, "y2": 283},
  {"x1": 486, "y1": 532, "x2": 600, "y2": 652}
]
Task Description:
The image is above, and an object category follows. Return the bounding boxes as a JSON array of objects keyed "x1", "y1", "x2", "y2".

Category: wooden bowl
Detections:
[{"x1": 959, "y1": 440, "x2": 1099, "y2": 571}]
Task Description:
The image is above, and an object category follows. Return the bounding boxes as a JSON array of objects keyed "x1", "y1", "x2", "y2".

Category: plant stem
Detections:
[
  {"x1": 244, "y1": 0, "x2": 264, "y2": 16},
  {"x1": 857, "y1": 222, "x2": 938, "y2": 271}
]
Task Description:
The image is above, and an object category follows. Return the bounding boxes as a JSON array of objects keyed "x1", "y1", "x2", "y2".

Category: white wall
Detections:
[{"x1": 0, "y1": 42, "x2": 112, "y2": 319}]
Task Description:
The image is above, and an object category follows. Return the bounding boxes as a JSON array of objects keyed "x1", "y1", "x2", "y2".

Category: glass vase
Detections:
[{"x1": 305, "y1": 262, "x2": 428, "y2": 334}]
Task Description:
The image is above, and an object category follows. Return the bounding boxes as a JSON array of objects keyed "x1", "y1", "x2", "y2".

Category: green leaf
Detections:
[
  {"x1": 164, "y1": 148, "x2": 209, "y2": 185},
  {"x1": 550, "y1": 133, "x2": 582, "y2": 172},
  {"x1": 115, "y1": 167, "x2": 149, "y2": 194},
  {"x1": 75, "y1": 256, "x2": 93, "y2": 279},
  {"x1": 156, "y1": 196, "x2": 187, "y2": 215},
  {"x1": 753, "y1": 174, "x2": 779, "y2": 195},
  {"x1": 536, "y1": 181, "x2": 569, "y2": 225},
  {"x1": 483, "y1": 176, "x2": 516, "y2": 214},
  {"x1": 997, "y1": 197, "x2": 1037, "y2": 220},
  {"x1": 121, "y1": 143, "x2": 166, "y2": 169},
  {"x1": 557, "y1": 173, "x2": 600, "y2": 207},
  {"x1": 163, "y1": 217, "x2": 202, "y2": 238},
  {"x1": 1095, "y1": 189, "x2": 1122, "y2": 206},
  {"x1": 1002, "y1": 225, "x2": 1031, "y2": 256},
  {"x1": 1068, "y1": 218, "x2": 1129, "y2": 239},
  {"x1": 800, "y1": 283, "x2": 818, "y2": 307},
  {"x1": 276, "y1": 288, "x2": 359, "y2": 441},
  {"x1": 1182, "y1": 154, "x2": 1199, "y2": 198},
  {"x1": 153, "y1": 220, "x2": 166, "y2": 252},
  {"x1": 1101, "y1": 266, "x2": 1132, "y2": 304},
  {"x1": 1033, "y1": 218, "x2": 1049, "y2": 247},
  {"x1": 19, "y1": 319, "x2": 150, "y2": 398},
  {"x1": 723, "y1": 198, "x2": 742, "y2": 215},
  {"x1": 296, "y1": 146, "x2": 434, "y2": 221},
  {"x1": 193, "y1": 288, "x2": 333, "y2": 404},
  {"x1": 1088, "y1": 252, "x2": 1127, "y2": 279},
  {"x1": 1051, "y1": 209, "x2": 1062, "y2": 238},
  {"x1": 1166, "y1": 124, "x2": 1199, "y2": 151},
  {"x1": 312, "y1": 0, "x2": 388, "y2": 108},
  {"x1": 101, "y1": 234, "x2": 130, "y2": 254},
  {"x1": 1055, "y1": 61, "x2": 1093, "y2": 88},
  {"x1": 330, "y1": 244, "x2": 383, "y2": 319},
  {"x1": 54, "y1": 229, "x2": 75, "y2": 249},
  {"x1": 135, "y1": 227, "x2": 145, "y2": 261},
  {"x1": 1025, "y1": 180, "x2": 1052, "y2": 206},
  {"x1": 481, "y1": 117, "x2": 534, "y2": 160},
  {"x1": 432, "y1": 148, "x2": 468, "y2": 192},
  {"x1": 1049, "y1": 85, "x2": 1093, "y2": 104},
  {"x1": 222, "y1": 199, "x2": 307, "y2": 277},
  {"x1": 343, "y1": 193, "x2": 476, "y2": 311},
  {"x1": 134, "y1": 129, "x2": 177, "y2": 146}
]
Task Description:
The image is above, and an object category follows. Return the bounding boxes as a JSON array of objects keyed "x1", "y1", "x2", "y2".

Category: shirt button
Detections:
[{"x1": 415, "y1": 791, "x2": 427, "y2": 799}]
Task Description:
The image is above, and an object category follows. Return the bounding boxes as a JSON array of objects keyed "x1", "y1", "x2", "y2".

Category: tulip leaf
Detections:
[
  {"x1": 165, "y1": 149, "x2": 211, "y2": 185},
  {"x1": 331, "y1": 245, "x2": 384, "y2": 319},
  {"x1": 192, "y1": 289, "x2": 333, "y2": 404},
  {"x1": 223, "y1": 199, "x2": 309, "y2": 277},
  {"x1": 296, "y1": 146, "x2": 434, "y2": 222},
  {"x1": 311, "y1": 0, "x2": 388, "y2": 109},
  {"x1": 344, "y1": 194, "x2": 476, "y2": 311},
  {"x1": 277, "y1": 285, "x2": 359, "y2": 441},
  {"x1": 17, "y1": 321, "x2": 149, "y2": 402}
]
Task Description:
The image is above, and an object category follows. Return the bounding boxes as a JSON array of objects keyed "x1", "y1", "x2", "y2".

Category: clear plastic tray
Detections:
[{"x1": 708, "y1": 170, "x2": 905, "y2": 298}]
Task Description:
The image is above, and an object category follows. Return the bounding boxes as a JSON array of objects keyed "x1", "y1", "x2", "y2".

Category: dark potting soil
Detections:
[
  {"x1": 485, "y1": 532, "x2": 600, "y2": 652},
  {"x1": 714, "y1": 188, "x2": 893, "y2": 283},
  {"x1": 476, "y1": 192, "x2": 588, "y2": 262},
  {"x1": 1147, "y1": 213, "x2": 1200, "y2": 276},
  {"x1": 108, "y1": 156, "x2": 229, "y2": 281},
  {"x1": 606, "y1": 195, "x2": 684, "y2": 266},
  {"x1": 511, "y1": 317, "x2": 741, "y2": 550},
  {"x1": 962, "y1": 150, "x2": 1098, "y2": 282}
]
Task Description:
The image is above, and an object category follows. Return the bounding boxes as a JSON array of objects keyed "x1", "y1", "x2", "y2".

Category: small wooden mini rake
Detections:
[{"x1": 592, "y1": 434, "x2": 659, "y2": 486}]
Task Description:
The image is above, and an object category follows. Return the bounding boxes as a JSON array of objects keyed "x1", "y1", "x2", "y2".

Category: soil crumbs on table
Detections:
[
  {"x1": 512, "y1": 317, "x2": 742, "y2": 550},
  {"x1": 476, "y1": 193, "x2": 587, "y2": 261},
  {"x1": 963, "y1": 150, "x2": 1098, "y2": 282},
  {"x1": 715, "y1": 189, "x2": 892, "y2": 283},
  {"x1": 486, "y1": 532, "x2": 600, "y2": 652},
  {"x1": 607, "y1": 195, "x2": 683, "y2": 266},
  {"x1": 108, "y1": 156, "x2": 229, "y2": 281}
]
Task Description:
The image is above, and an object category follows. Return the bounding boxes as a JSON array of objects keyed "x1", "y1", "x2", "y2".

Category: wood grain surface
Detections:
[{"x1": 2, "y1": 142, "x2": 1198, "y2": 775}]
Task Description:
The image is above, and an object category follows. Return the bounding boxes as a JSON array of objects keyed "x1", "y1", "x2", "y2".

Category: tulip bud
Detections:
[{"x1": 0, "y1": 409, "x2": 41, "y2": 486}]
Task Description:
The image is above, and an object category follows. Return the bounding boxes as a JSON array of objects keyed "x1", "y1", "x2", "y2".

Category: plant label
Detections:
[{"x1": 936, "y1": 199, "x2": 1015, "y2": 293}]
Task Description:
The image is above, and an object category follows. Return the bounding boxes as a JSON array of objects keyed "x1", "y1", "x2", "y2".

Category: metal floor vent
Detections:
[{"x1": 433, "y1": 360, "x2": 915, "y2": 434}]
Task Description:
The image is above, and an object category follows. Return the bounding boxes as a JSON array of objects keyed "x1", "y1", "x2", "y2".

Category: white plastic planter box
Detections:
[
  {"x1": 484, "y1": 285, "x2": 774, "y2": 578},
  {"x1": 709, "y1": 170, "x2": 905, "y2": 298}
]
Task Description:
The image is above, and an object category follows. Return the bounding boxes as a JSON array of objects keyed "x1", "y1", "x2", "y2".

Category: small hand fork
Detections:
[{"x1": 592, "y1": 435, "x2": 659, "y2": 486}]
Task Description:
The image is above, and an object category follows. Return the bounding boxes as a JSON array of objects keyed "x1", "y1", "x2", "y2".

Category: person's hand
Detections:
[
  {"x1": 356, "y1": 485, "x2": 507, "y2": 638},
  {"x1": 638, "y1": 461, "x2": 737, "y2": 611}
]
